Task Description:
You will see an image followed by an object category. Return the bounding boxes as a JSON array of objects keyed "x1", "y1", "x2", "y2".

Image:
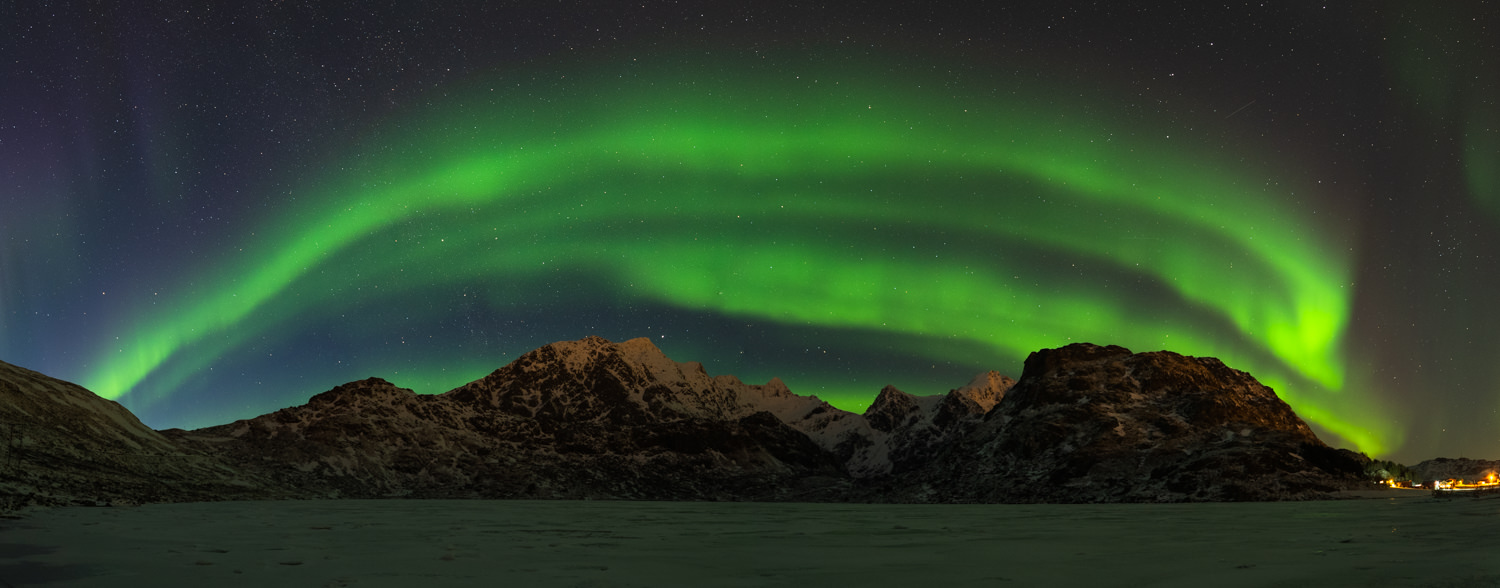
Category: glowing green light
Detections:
[
  {"x1": 1467, "y1": 105, "x2": 1500, "y2": 215},
  {"x1": 84, "y1": 56, "x2": 1388, "y2": 453}
]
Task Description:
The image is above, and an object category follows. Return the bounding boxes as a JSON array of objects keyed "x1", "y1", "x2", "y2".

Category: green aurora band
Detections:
[
  {"x1": 1382, "y1": 2, "x2": 1500, "y2": 217},
  {"x1": 84, "y1": 58, "x2": 1395, "y2": 454}
]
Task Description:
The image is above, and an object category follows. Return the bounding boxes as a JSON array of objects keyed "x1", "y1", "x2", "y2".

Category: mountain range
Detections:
[{"x1": 1, "y1": 336, "x2": 1382, "y2": 509}]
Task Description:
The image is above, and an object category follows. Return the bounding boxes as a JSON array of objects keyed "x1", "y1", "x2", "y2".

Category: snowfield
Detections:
[{"x1": 2, "y1": 491, "x2": 1494, "y2": 587}]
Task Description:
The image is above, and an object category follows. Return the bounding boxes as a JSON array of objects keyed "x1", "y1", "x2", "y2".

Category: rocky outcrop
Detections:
[
  {"x1": 859, "y1": 343, "x2": 1369, "y2": 502},
  {"x1": 445, "y1": 337, "x2": 747, "y2": 424}
]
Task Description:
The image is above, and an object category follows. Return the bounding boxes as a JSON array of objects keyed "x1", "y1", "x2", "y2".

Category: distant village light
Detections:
[{"x1": 1437, "y1": 473, "x2": 1500, "y2": 492}]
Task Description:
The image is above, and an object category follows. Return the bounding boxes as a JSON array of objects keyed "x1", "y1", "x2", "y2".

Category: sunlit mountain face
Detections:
[{"x1": 3, "y1": 1, "x2": 1497, "y2": 463}]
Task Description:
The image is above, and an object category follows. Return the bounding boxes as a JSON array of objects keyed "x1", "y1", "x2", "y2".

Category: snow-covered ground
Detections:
[{"x1": 2, "y1": 492, "x2": 1492, "y2": 587}]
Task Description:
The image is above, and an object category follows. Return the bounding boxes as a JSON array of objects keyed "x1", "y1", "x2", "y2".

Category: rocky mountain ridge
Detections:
[
  {"x1": 3, "y1": 337, "x2": 1375, "y2": 508},
  {"x1": 1411, "y1": 457, "x2": 1500, "y2": 483},
  {"x1": 864, "y1": 344, "x2": 1368, "y2": 502}
]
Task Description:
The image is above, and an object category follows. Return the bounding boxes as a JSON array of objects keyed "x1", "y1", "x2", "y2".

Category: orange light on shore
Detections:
[{"x1": 1447, "y1": 474, "x2": 1500, "y2": 490}]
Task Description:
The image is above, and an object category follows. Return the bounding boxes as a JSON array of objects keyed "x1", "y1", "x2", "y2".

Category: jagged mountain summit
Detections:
[{"x1": 2, "y1": 337, "x2": 1373, "y2": 508}]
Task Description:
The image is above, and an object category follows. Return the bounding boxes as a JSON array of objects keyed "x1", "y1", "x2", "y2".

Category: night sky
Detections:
[{"x1": 2, "y1": 2, "x2": 1496, "y2": 463}]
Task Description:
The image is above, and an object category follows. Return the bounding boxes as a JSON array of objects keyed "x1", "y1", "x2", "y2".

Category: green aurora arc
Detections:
[{"x1": 83, "y1": 56, "x2": 1396, "y2": 454}]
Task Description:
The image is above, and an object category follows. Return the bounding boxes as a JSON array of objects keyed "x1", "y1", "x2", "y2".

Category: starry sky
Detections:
[{"x1": 2, "y1": 1, "x2": 1496, "y2": 463}]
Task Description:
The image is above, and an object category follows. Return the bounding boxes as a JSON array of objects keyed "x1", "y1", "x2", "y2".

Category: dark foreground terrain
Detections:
[{"x1": 3, "y1": 491, "x2": 1495, "y2": 587}]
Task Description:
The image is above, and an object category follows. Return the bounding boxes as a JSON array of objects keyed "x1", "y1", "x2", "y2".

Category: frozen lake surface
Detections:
[{"x1": 2, "y1": 492, "x2": 1496, "y2": 587}]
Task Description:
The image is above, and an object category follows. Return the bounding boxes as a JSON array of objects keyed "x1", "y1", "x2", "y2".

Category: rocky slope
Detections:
[
  {"x1": 1411, "y1": 457, "x2": 1500, "y2": 483},
  {"x1": 0, "y1": 360, "x2": 282, "y2": 510},
  {"x1": 4, "y1": 337, "x2": 1377, "y2": 506}
]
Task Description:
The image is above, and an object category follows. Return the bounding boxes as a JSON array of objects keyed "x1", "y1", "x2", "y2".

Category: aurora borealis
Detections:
[{"x1": 2, "y1": 2, "x2": 1497, "y2": 463}]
